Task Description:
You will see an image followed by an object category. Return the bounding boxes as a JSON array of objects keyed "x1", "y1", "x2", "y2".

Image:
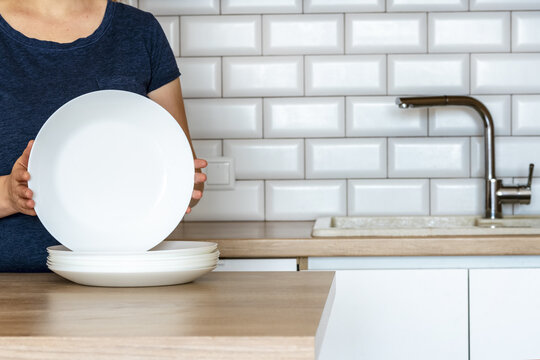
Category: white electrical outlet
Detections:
[{"x1": 202, "y1": 157, "x2": 235, "y2": 190}]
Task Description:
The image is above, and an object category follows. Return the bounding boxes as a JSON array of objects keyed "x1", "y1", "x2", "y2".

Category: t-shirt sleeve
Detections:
[{"x1": 147, "y1": 16, "x2": 180, "y2": 93}]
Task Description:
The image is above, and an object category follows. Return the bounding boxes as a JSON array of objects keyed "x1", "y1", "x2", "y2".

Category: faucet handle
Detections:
[{"x1": 527, "y1": 163, "x2": 535, "y2": 188}]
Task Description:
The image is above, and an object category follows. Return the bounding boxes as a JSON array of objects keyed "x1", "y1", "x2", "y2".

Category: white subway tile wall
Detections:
[
  {"x1": 192, "y1": 140, "x2": 222, "y2": 158},
  {"x1": 512, "y1": 12, "x2": 540, "y2": 52},
  {"x1": 430, "y1": 179, "x2": 484, "y2": 215},
  {"x1": 180, "y1": 16, "x2": 261, "y2": 56},
  {"x1": 176, "y1": 58, "x2": 221, "y2": 98},
  {"x1": 223, "y1": 139, "x2": 304, "y2": 179},
  {"x1": 139, "y1": 0, "x2": 219, "y2": 15},
  {"x1": 304, "y1": 0, "x2": 385, "y2": 13},
  {"x1": 388, "y1": 137, "x2": 470, "y2": 178},
  {"x1": 223, "y1": 56, "x2": 303, "y2": 97},
  {"x1": 305, "y1": 55, "x2": 386, "y2": 96},
  {"x1": 387, "y1": 0, "x2": 468, "y2": 12},
  {"x1": 429, "y1": 95, "x2": 511, "y2": 136},
  {"x1": 512, "y1": 95, "x2": 540, "y2": 136},
  {"x1": 133, "y1": 1, "x2": 540, "y2": 220},
  {"x1": 222, "y1": 0, "x2": 302, "y2": 14},
  {"x1": 263, "y1": 15, "x2": 344, "y2": 55},
  {"x1": 349, "y1": 179, "x2": 429, "y2": 215},
  {"x1": 346, "y1": 13, "x2": 426, "y2": 54},
  {"x1": 471, "y1": 137, "x2": 540, "y2": 178},
  {"x1": 388, "y1": 54, "x2": 469, "y2": 95},
  {"x1": 306, "y1": 138, "x2": 386, "y2": 179},
  {"x1": 428, "y1": 12, "x2": 510, "y2": 53},
  {"x1": 514, "y1": 178, "x2": 540, "y2": 215},
  {"x1": 470, "y1": 0, "x2": 540, "y2": 11},
  {"x1": 471, "y1": 54, "x2": 540, "y2": 94},
  {"x1": 346, "y1": 96, "x2": 427, "y2": 136},
  {"x1": 185, "y1": 98, "x2": 262, "y2": 139},
  {"x1": 185, "y1": 181, "x2": 264, "y2": 221},
  {"x1": 266, "y1": 180, "x2": 347, "y2": 220},
  {"x1": 264, "y1": 97, "x2": 345, "y2": 138}
]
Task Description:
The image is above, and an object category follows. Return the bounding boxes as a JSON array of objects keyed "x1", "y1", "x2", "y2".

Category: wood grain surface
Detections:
[
  {"x1": 0, "y1": 272, "x2": 334, "y2": 359},
  {"x1": 167, "y1": 221, "x2": 540, "y2": 257}
]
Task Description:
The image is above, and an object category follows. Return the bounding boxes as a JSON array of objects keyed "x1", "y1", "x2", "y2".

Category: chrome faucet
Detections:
[{"x1": 395, "y1": 95, "x2": 534, "y2": 219}]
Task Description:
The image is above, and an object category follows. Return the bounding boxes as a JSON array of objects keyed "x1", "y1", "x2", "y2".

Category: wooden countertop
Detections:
[
  {"x1": 167, "y1": 221, "x2": 540, "y2": 257},
  {"x1": 0, "y1": 272, "x2": 335, "y2": 360}
]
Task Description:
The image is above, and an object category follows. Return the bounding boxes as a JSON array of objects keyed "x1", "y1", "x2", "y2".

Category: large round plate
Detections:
[
  {"x1": 48, "y1": 265, "x2": 216, "y2": 287},
  {"x1": 28, "y1": 90, "x2": 194, "y2": 252},
  {"x1": 46, "y1": 242, "x2": 217, "y2": 257}
]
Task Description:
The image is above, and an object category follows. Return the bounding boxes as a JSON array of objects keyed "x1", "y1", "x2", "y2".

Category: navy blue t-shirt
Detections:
[{"x1": 0, "y1": 1, "x2": 181, "y2": 272}]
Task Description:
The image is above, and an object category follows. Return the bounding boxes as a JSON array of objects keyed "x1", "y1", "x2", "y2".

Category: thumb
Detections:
[{"x1": 18, "y1": 140, "x2": 34, "y2": 169}]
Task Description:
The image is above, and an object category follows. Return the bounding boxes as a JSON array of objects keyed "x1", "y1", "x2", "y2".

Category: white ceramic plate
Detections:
[
  {"x1": 47, "y1": 250, "x2": 219, "y2": 264},
  {"x1": 48, "y1": 265, "x2": 216, "y2": 287},
  {"x1": 28, "y1": 90, "x2": 194, "y2": 252},
  {"x1": 47, "y1": 242, "x2": 217, "y2": 257},
  {"x1": 46, "y1": 258, "x2": 219, "y2": 272},
  {"x1": 47, "y1": 250, "x2": 219, "y2": 268}
]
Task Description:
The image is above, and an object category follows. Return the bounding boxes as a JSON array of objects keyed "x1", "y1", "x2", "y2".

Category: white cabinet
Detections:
[
  {"x1": 470, "y1": 268, "x2": 540, "y2": 360},
  {"x1": 215, "y1": 258, "x2": 297, "y2": 271},
  {"x1": 318, "y1": 269, "x2": 468, "y2": 360}
]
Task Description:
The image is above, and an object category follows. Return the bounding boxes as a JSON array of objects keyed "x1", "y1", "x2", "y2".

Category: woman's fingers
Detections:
[
  {"x1": 21, "y1": 140, "x2": 33, "y2": 165},
  {"x1": 16, "y1": 184, "x2": 33, "y2": 199},
  {"x1": 20, "y1": 206, "x2": 37, "y2": 217},
  {"x1": 194, "y1": 172, "x2": 206, "y2": 184},
  {"x1": 15, "y1": 140, "x2": 33, "y2": 171},
  {"x1": 13, "y1": 169, "x2": 30, "y2": 182},
  {"x1": 17, "y1": 196, "x2": 34, "y2": 210},
  {"x1": 194, "y1": 158, "x2": 207, "y2": 170},
  {"x1": 192, "y1": 189, "x2": 202, "y2": 200}
]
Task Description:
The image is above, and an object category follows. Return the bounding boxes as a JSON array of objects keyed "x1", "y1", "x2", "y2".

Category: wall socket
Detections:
[{"x1": 202, "y1": 157, "x2": 236, "y2": 190}]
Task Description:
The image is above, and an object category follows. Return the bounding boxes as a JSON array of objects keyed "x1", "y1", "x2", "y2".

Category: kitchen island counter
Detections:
[{"x1": 0, "y1": 272, "x2": 335, "y2": 360}]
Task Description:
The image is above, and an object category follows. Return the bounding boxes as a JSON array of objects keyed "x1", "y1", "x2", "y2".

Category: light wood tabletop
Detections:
[{"x1": 0, "y1": 271, "x2": 335, "y2": 360}]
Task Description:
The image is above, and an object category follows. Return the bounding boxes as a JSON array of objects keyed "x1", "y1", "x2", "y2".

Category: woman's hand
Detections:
[
  {"x1": 0, "y1": 140, "x2": 36, "y2": 218},
  {"x1": 186, "y1": 158, "x2": 207, "y2": 214}
]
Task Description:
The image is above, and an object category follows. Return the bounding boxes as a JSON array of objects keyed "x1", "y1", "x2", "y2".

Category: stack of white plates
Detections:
[
  {"x1": 46, "y1": 241, "x2": 218, "y2": 287},
  {"x1": 28, "y1": 90, "x2": 215, "y2": 287}
]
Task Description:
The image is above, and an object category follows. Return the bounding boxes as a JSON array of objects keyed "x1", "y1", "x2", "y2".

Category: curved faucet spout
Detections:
[
  {"x1": 396, "y1": 95, "x2": 496, "y2": 181},
  {"x1": 396, "y1": 95, "x2": 505, "y2": 219}
]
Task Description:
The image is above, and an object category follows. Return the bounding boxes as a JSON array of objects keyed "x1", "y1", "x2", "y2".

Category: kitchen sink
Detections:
[{"x1": 312, "y1": 215, "x2": 540, "y2": 237}]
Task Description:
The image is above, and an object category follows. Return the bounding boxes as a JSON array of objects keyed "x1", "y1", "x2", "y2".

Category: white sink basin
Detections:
[{"x1": 312, "y1": 216, "x2": 540, "y2": 237}]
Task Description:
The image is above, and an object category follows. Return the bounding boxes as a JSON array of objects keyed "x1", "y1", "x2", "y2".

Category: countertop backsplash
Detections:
[{"x1": 122, "y1": 0, "x2": 540, "y2": 221}]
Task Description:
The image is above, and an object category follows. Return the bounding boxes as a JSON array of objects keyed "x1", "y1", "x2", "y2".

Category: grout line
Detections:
[
  {"x1": 510, "y1": 11, "x2": 513, "y2": 53},
  {"x1": 469, "y1": 53, "x2": 472, "y2": 95},
  {"x1": 263, "y1": 180, "x2": 267, "y2": 220},
  {"x1": 467, "y1": 269, "x2": 471, "y2": 360},
  {"x1": 386, "y1": 137, "x2": 389, "y2": 179},
  {"x1": 261, "y1": 97, "x2": 265, "y2": 138},
  {"x1": 427, "y1": 107, "x2": 430, "y2": 136},
  {"x1": 304, "y1": 139, "x2": 307, "y2": 180},
  {"x1": 220, "y1": 56, "x2": 224, "y2": 97},
  {"x1": 428, "y1": 178, "x2": 431, "y2": 216},
  {"x1": 509, "y1": 94, "x2": 513, "y2": 135},
  {"x1": 469, "y1": 137, "x2": 472, "y2": 178},
  {"x1": 342, "y1": 13, "x2": 346, "y2": 55},
  {"x1": 344, "y1": 96, "x2": 347, "y2": 137},
  {"x1": 303, "y1": 55, "x2": 306, "y2": 96},
  {"x1": 385, "y1": 54, "x2": 389, "y2": 95},
  {"x1": 345, "y1": 179, "x2": 349, "y2": 215},
  {"x1": 426, "y1": 12, "x2": 429, "y2": 54}
]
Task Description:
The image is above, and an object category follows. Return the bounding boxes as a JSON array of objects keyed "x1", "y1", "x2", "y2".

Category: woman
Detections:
[{"x1": 0, "y1": 0, "x2": 206, "y2": 271}]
